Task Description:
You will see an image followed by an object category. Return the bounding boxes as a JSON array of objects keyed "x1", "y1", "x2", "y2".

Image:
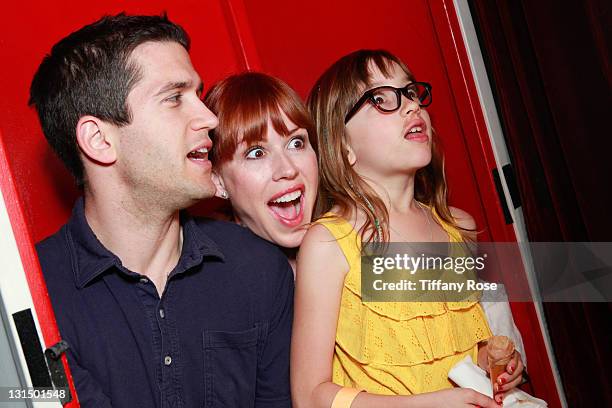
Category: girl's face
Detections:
[
  {"x1": 344, "y1": 61, "x2": 433, "y2": 179},
  {"x1": 214, "y1": 112, "x2": 318, "y2": 248}
]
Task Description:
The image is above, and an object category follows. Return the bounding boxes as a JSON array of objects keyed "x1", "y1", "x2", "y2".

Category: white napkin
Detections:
[{"x1": 448, "y1": 356, "x2": 548, "y2": 407}]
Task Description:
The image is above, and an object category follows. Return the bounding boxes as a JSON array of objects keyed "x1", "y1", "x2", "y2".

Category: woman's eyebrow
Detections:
[{"x1": 287, "y1": 127, "x2": 306, "y2": 135}]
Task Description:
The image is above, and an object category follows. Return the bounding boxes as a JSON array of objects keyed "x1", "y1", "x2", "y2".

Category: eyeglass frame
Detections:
[{"x1": 344, "y1": 81, "x2": 433, "y2": 124}]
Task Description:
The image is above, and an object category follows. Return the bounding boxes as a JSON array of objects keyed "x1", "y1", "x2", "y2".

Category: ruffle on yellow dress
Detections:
[{"x1": 318, "y1": 211, "x2": 492, "y2": 395}]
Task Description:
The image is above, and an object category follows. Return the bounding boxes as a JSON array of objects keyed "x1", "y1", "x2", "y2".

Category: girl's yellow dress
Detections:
[{"x1": 318, "y1": 211, "x2": 492, "y2": 395}]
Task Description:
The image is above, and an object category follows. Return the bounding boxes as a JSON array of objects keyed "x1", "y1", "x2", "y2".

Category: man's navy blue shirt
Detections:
[{"x1": 36, "y1": 199, "x2": 293, "y2": 408}]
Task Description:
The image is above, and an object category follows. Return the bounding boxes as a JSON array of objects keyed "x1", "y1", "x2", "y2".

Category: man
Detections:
[{"x1": 30, "y1": 13, "x2": 293, "y2": 407}]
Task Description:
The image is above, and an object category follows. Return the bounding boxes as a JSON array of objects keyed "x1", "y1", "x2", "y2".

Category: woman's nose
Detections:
[{"x1": 272, "y1": 153, "x2": 299, "y2": 181}]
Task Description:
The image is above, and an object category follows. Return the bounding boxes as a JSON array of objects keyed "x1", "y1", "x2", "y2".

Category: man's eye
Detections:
[
  {"x1": 164, "y1": 94, "x2": 182, "y2": 103},
  {"x1": 288, "y1": 136, "x2": 306, "y2": 150},
  {"x1": 245, "y1": 147, "x2": 265, "y2": 159}
]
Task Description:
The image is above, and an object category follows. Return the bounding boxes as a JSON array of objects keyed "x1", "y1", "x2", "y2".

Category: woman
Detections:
[
  {"x1": 290, "y1": 50, "x2": 525, "y2": 407},
  {"x1": 204, "y1": 72, "x2": 318, "y2": 271}
]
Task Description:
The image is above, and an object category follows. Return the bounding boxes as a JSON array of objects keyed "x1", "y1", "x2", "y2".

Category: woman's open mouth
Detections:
[{"x1": 267, "y1": 186, "x2": 305, "y2": 227}]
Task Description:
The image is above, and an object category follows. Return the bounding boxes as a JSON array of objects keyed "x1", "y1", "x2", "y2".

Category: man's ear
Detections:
[
  {"x1": 212, "y1": 170, "x2": 229, "y2": 199},
  {"x1": 75, "y1": 116, "x2": 117, "y2": 165}
]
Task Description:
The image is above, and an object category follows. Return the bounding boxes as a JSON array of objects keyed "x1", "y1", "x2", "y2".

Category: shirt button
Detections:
[
  {"x1": 140, "y1": 277, "x2": 148, "y2": 284},
  {"x1": 159, "y1": 309, "x2": 165, "y2": 319},
  {"x1": 164, "y1": 355, "x2": 172, "y2": 366}
]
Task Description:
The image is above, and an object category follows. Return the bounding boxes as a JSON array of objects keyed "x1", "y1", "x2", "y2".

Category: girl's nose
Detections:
[{"x1": 402, "y1": 96, "x2": 422, "y2": 115}]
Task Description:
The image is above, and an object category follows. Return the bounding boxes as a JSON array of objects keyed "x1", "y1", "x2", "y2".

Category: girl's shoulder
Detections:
[
  {"x1": 312, "y1": 208, "x2": 367, "y2": 242},
  {"x1": 309, "y1": 213, "x2": 354, "y2": 242},
  {"x1": 447, "y1": 206, "x2": 476, "y2": 230},
  {"x1": 299, "y1": 218, "x2": 351, "y2": 280},
  {"x1": 434, "y1": 206, "x2": 476, "y2": 242}
]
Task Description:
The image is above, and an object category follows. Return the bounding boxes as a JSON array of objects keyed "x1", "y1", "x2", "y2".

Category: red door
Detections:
[{"x1": 0, "y1": 1, "x2": 563, "y2": 406}]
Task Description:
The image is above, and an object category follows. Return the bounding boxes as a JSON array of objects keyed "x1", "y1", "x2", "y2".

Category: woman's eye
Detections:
[
  {"x1": 288, "y1": 136, "x2": 305, "y2": 150},
  {"x1": 245, "y1": 147, "x2": 265, "y2": 159}
]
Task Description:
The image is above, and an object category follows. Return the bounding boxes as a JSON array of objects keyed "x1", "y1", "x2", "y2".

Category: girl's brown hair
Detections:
[
  {"x1": 308, "y1": 49, "x2": 472, "y2": 243},
  {"x1": 204, "y1": 72, "x2": 317, "y2": 166}
]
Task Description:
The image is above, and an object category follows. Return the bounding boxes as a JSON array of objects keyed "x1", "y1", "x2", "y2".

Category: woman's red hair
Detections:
[{"x1": 204, "y1": 72, "x2": 317, "y2": 165}]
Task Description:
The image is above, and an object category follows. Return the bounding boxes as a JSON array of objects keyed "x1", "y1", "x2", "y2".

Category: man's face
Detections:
[{"x1": 114, "y1": 41, "x2": 218, "y2": 209}]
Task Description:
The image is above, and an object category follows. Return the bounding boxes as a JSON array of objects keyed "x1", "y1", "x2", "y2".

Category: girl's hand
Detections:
[
  {"x1": 493, "y1": 351, "x2": 525, "y2": 404},
  {"x1": 424, "y1": 388, "x2": 500, "y2": 408},
  {"x1": 477, "y1": 346, "x2": 525, "y2": 404}
]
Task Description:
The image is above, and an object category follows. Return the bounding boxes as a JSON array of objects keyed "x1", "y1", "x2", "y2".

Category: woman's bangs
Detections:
[
  {"x1": 268, "y1": 92, "x2": 317, "y2": 153},
  {"x1": 207, "y1": 71, "x2": 315, "y2": 163}
]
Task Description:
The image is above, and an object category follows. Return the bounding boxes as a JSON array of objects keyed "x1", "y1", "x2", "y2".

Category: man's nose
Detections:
[
  {"x1": 191, "y1": 100, "x2": 219, "y2": 131},
  {"x1": 272, "y1": 152, "x2": 299, "y2": 181}
]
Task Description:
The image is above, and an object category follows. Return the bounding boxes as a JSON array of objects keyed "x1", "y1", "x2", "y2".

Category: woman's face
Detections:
[
  {"x1": 215, "y1": 112, "x2": 318, "y2": 248},
  {"x1": 344, "y1": 61, "x2": 433, "y2": 179}
]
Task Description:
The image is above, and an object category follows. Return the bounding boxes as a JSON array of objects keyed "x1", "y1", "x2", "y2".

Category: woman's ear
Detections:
[
  {"x1": 75, "y1": 116, "x2": 117, "y2": 165},
  {"x1": 212, "y1": 170, "x2": 229, "y2": 199}
]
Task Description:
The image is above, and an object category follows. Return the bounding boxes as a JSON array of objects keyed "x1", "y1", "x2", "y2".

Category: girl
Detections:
[{"x1": 291, "y1": 50, "x2": 524, "y2": 407}]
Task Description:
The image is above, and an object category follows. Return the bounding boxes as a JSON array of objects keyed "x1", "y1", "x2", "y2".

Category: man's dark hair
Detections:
[{"x1": 29, "y1": 13, "x2": 190, "y2": 186}]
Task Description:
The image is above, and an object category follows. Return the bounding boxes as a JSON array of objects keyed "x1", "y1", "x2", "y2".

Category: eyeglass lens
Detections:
[{"x1": 372, "y1": 83, "x2": 430, "y2": 112}]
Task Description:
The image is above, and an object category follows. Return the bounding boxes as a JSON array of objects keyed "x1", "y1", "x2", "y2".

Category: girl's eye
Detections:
[
  {"x1": 245, "y1": 147, "x2": 265, "y2": 159},
  {"x1": 406, "y1": 89, "x2": 418, "y2": 100},
  {"x1": 288, "y1": 136, "x2": 306, "y2": 150},
  {"x1": 371, "y1": 89, "x2": 393, "y2": 106}
]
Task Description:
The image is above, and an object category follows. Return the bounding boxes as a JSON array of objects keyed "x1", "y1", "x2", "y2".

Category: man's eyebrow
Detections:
[{"x1": 154, "y1": 80, "x2": 203, "y2": 97}]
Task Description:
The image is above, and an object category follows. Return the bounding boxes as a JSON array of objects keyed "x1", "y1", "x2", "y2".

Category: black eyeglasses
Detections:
[{"x1": 344, "y1": 82, "x2": 432, "y2": 124}]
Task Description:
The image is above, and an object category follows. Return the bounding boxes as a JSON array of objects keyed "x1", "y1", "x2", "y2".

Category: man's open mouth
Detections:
[{"x1": 187, "y1": 147, "x2": 209, "y2": 161}]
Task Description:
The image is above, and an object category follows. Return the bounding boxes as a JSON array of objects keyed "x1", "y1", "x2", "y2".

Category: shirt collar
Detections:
[{"x1": 66, "y1": 197, "x2": 225, "y2": 288}]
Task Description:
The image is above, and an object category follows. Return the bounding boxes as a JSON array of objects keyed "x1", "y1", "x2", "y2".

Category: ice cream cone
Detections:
[{"x1": 487, "y1": 335, "x2": 515, "y2": 393}]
